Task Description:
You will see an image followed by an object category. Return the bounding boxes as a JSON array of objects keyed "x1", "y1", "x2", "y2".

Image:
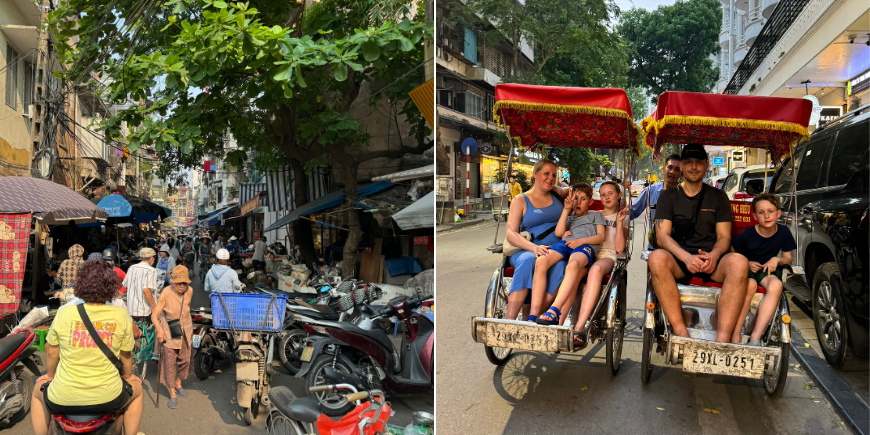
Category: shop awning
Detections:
[
  {"x1": 197, "y1": 205, "x2": 235, "y2": 226},
  {"x1": 371, "y1": 165, "x2": 434, "y2": 182},
  {"x1": 392, "y1": 191, "x2": 434, "y2": 230},
  {"x1": 264, "y1": 181, "x2": 394, "y2": 232}
]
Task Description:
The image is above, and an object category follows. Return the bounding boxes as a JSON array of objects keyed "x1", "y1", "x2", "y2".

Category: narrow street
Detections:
[{"x1": 435, "y1": 221, "x2": 851, "y2": 435}]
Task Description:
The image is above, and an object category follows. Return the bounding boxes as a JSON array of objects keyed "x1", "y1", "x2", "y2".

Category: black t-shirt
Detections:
[
  {"x1": 732, "y1": 224, "x2": 797, "y2": 263},
  {"x1": 656, "y1": 184, "x2": 732, "y2": 252}
]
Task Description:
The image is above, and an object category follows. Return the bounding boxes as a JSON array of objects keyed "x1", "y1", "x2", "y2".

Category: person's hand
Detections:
[
  {"x1": 617, "y1": 204, "x2": 628, "y2": 222},
  {"x1": 52, "y1": 291, "x2": 62, "y2": 299},
  {"x1": 156, "y1": 331, "x2": 166, "y2": 343},
  {"x1": 763, "y1": 258, "x2": 779, "y2": 275},
  {"x1": 533, "y1": 245, "x2": 550, "y2": 257},
  {"x1": 563, "y1": 194, "x2": 575, "y2": 211},
  {"x1": 697, "y1": 249, "x2": 719, "y2": 274},
  {"x1": 565, "y1": 239, "x2": 584, "y2": 249},
  {"x1": 37, "y1": 374, "x2": 54, "y2": 384},
  {"x1": 748, "y1": 261, "x2": 763, "y2": 273},
  {"x1": 562, "y1": 231, "x2": 572, "y2": 240},
  {"x1": 682, "y1": 253, "x2": 706, "y2": 274}
]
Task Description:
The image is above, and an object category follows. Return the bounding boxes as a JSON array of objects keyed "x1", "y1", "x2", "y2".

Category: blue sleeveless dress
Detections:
[{"x1": 509, "y1": 192, "x2": 567, "y2": 298}]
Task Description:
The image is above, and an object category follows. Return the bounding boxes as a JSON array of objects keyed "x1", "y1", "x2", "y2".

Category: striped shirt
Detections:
[{"x1": 123, "y1": 261, "x2": 158, "y2": 317}]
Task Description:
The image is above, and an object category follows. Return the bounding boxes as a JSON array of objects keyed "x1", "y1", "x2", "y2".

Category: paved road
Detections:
[
  {"x1": 436, "y1": 221, "x2": 851, "y2": 435},
  {"x1": 6, "y1": 259, "x2": 432, "y2": 434}
]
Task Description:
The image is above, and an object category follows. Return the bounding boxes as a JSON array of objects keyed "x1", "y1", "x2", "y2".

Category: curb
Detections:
[
  {"x1": 436, "y1": 219, "x2": 484, "y2": 232},
  {"x1": 789, "y1": 326, "x2": 869, "y2": 435}
]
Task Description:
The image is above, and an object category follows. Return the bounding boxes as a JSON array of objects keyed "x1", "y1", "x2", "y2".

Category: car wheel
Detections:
[{"x1": 812, "y1": 263, "x2": 849, "y2": 368}]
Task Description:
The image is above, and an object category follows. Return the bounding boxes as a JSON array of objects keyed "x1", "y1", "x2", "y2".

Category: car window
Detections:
[
  {"x1": 795, "y1": 136, "x2": 834, "y2": 191},
  {"x1": 773, "y1": 148, "x2": 805, "y2": 195},
  {"x1": 741, "y1": 170, "x2": 773, "y2": 193},
  {"x1": 724, "y1": 174, "x2": 738, "y2": 191},
  {"x1": 827, "y1": 120, "x2": 869, "y2": 187}
]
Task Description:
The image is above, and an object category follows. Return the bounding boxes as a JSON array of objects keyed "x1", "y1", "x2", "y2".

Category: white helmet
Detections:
[{"x1": 216, "y1": 249, "x2": 230, "y2": 260}]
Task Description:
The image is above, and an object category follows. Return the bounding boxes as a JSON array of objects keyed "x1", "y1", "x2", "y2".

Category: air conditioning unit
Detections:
[
  {"x1": 444, "y1": 52, "x2": 453, "y2": 62},
  {"x1": 441, "y1": 38, "x2": 448, "y2": 46},
  {"x1": 436, "y1": 47, "x2": 441, "y2": 58},
  {"x1": 23, "y1": 104, "x2": 33, "y2": 118}
]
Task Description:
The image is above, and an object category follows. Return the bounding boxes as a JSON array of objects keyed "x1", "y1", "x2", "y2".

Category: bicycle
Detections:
[
  {"x1": 199, "y1": 255, "x2": 215, "y2": 284},
  {"x1": 131, "y1": 317, "x2": 156, "y2": 380}
]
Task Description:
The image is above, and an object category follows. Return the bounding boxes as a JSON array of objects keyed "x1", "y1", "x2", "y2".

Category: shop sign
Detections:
[
  {"x1": 848, "y1": 69, "x2": 870, "y2": 96},
  {"x1": 254, "y1": 230, "x2": 261, "y2": 240},
  {"x1": 241, "y1": 196, "x2": 259, "y2": 215},
  {"x1": 818, "y1": 106, "x2": 842, "y2": 127}
]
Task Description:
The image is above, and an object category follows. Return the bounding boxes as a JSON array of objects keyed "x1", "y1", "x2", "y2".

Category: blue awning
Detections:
[
  {"x1": 264, "y1": 181, "x2": 394, "y2": 232},
  {"x1": 206, "y1": 205, "x2": 238, "y2": 226}
]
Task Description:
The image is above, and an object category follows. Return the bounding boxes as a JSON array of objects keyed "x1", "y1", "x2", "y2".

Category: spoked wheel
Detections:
[
  {"x1": 763, "y1": 341, "x2": 790, "y2": 398},
  {"x1": 278, "y1": 329, "x2": 309, "y2": 376},
  {"x1": 266, "y1": 410, "x2": 306, "y2": 435},
  {"x1": 641, "y1": 326, "x2": 655, "y2": 384},
  {"x1": 605, "y1": 279, "x2": 627, "y2": 376},
  {"x1": 484, "y1": 276, "x2": 513, "y2": 366},
  {"x1": 194, "y1": 335, "x2": 216, "y2": 380},
  {"x1": 132, "y1": 324, "x2": 154, "y2": 380},
  {"x1": 305, "y1": 355, "x2": 356, "y2": 417}
]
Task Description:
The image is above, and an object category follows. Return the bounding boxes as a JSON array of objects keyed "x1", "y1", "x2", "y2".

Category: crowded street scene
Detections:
[
  {"x1": 0, "y1": 0, "x2": 434, "y2": 433},
  {"x1": 435, "y1": 0, "x2": 868, "y2": 432}
]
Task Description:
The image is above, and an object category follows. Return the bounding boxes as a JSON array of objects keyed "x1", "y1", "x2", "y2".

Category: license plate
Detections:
[
  {"x1": 192, "y1": 334, "x2": 202, "y2": 349},
  {"x1": 682, "y1": 342, "x2": 768, "y2": 379},
  {"x1": 472, "y1": 318, "x2": 570, "y2": 352},
  {"x1": 300, "y1": 346, "x2": 314, "y2": 362}
]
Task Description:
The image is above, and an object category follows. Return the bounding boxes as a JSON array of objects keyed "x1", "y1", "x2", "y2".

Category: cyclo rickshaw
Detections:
[
  {"x1": 638, "y1": 91, "x2": 812, "y2": 397},
  {"x1": 470, "y1": 84, "x2": 643, "y2": 375}
]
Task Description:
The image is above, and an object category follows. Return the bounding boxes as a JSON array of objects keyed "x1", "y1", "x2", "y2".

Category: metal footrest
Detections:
[
  {"x1": 668, "y1": 335, "x2": 781, "y2": 379},
  {"x1": 471, "y1": 317, "x2": 573, "y2": 352}
]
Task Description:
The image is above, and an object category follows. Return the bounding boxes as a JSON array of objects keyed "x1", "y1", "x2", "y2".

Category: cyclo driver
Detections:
[{"x1": 648, "y1": 144, "x2": 749, "y2": 342}]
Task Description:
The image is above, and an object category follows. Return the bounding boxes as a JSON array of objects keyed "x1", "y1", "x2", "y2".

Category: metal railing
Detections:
[
  {"x1": 721, "y1": 18, "x2": 731, "y2": 33},
  {"x1": 737, "y1": 35, "x2": 747, "y2": 47},
  {"x1": 748, "y1": 6, "x2": 763, "y2": 23}
]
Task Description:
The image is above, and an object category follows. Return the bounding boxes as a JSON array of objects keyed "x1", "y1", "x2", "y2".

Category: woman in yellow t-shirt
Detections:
[{"x1": 31, "y1": 261, "x2": 144, "y2": 435}]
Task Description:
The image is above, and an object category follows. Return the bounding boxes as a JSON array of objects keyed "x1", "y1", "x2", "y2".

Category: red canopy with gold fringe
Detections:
[
  {"x1": 493, "y1": 84, "x2": 642, "y2": 156},
  {"x1": 642, "y1": 91, "x2": 813, "y2": 161}
]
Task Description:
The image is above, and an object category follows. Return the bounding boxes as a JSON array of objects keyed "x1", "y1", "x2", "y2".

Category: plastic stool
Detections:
[{"x1": 32, "y1": 328, "x2": 49, "y2": 353}]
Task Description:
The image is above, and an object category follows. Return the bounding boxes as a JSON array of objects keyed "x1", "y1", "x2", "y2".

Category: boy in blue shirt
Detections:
[{"x1": 731, "y1": 193, "x2": 796, "y2": 346}]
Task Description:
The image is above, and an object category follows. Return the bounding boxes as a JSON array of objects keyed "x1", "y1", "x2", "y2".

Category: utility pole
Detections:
[{"x1": 30, "y1": 0, "x2": 51, "y2": 180}]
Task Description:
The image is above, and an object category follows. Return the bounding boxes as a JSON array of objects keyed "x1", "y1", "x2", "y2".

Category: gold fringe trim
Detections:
[
  {"x1": 646, "y1": 115, "x2": 809, "y2": 140},
  {"x1": 493, "y1": 100, "x2": 643, "y2": 156}
]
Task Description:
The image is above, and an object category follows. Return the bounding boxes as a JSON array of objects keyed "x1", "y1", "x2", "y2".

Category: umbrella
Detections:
[
  {"x1": 91, "y1": 194, "x2": 169, "y2": 224},
  {"x1": 0, "y1": 176, "x2": 109, "y2": 225},
  {"x1": 392, "y1": 191, "x2": 434, "y2": 230}
]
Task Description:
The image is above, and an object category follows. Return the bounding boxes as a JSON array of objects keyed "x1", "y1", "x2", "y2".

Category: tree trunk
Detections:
[
  {"x1": 435, "y1": 128, "x2": 450, "y2": 175},
  {"x1": 289, "y1": 159, "x2": 316, "y2": 265},
  {"x1": 339, "y1": 164, "x2": 361, "y2": 278}
]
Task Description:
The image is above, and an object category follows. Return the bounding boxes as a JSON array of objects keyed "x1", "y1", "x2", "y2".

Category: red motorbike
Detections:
[
  {"x1": 0, "y1": 329, "x2": 41, "y2": 429},
  {"x1": 296, "y1": 295, "x2": 433, "y2": 415}
]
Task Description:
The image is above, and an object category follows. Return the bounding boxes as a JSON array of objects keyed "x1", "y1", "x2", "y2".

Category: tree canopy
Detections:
[{"x1": 616, "y1": 0, "x2": 721, "y2": 102}]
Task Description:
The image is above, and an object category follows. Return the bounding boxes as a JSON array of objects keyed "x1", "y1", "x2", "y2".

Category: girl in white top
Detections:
[{"x1": 571, "y1": 181, "x2": 629, "y2": 347}]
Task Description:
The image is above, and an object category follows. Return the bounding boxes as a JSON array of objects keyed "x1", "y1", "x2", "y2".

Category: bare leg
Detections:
[
  {"x1": 558, "y1": 266, "x2": 588, "y2": 326},
  {"x1": 31, "y1": 378, "x2": 51, "y2": 435},
  {"x1": 506, "y1": 290, "x2": 529, "y2": 321},
  {"x1": 732, "y1": 279, "x2": 758, "y2": 343},
  {"x1": 710, "y1": 253, "x2": 749, "y2": 343},
  {"x1": 573, "y1": 258, "x2": 615, "y2": 333},
  {"x1": 123, "y1": 376, "x2": 144, "y2": 434},
  {"x1": 530, "y1": 252, "x2": 565, "y2": 317},
  {"x1": 751, "y1": 276, "x2": 783, "y2": 341},
  {"x1": 648, "y1": 250, "x2": 690, "y2": 337},
  {"x1": 540, "y1": 254, "x2": 589, "y2": 323}
]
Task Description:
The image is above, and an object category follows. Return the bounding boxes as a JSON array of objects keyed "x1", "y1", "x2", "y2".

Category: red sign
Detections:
[
  {"x1": 204, "y1": 160, "x2": 211, "y2": 172},
  {"x1": 729, "y1": 200, "x2": 758, "y2": 239},
  {"x1": 254, "y1": 230, "x2": 261, "y2": 240},
  {"x1": 414, "y1": 236, "x2": 430, "y2": 245},
  {"x1": 241, "y1": 196, "x2": 259, "y2": 216}
]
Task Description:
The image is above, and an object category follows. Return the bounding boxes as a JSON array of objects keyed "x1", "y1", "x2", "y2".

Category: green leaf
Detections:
[
  {"x1": 397, "y1": 37, "x2": 413, "y2": 52},
  {"x1": 213, "y1": 1, "x2": 227, "y2": 8},
  {"x1": 272, "y1": 65, "x2": 294, "y2": 81},
  {"x1": 294, "y1": 67, "x2": 307, "y2": 88},
  {"x1": 333, "y1": 63, "x2": 347, "y2": 82},
  {"x1": 181, "y1": 139, "x2": 193, "y2": 154},
  {"x1": 243, "y1": 34, "x2": 256, "y2": 56},
  {"x1": 361, "y1": 41, "x2": 379, "y2": 62},
  {"x1": 345, "y1": 61, "x2": 363, "y2": 72},
  {"x1": 161, "y1": 133, "x2": 172, "y2": 143},
  {"x1": 127, "y1": 139, "x2": 140, "y2": 153},
  {"x1": 165, "y1": 74, "x2": 177, "y2": 89}
]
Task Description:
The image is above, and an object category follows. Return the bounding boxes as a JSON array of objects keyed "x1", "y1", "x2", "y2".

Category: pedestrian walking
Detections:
[
  {"x1": 123, "y1": 248, "x2": 159, "y2": 320},
  {"x1": 157, "y1": 245, "x2": 176, "y2": 285},
  {"x1": 252, "y1": 236, "x2": 267, "y2": 271},
  {"x1": 151, "y1": 266, "x2": 193, "y2": 409},
  {"x1": 56, "y1": 245, "x2": 85, "y2": 303},
  {"x1": 204, "y1": 249, "x2": 243, "y2": 293}
]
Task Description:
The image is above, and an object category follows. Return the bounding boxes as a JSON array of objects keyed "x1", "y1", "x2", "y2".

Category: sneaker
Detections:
[{"x1": 152, "y1": 353, "x2": 159, "y2": 361}]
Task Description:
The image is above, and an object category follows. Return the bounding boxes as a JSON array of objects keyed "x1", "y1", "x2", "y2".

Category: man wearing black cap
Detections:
[{"x1": 648, "y1": 143, "x2": 749, "y2": 342}]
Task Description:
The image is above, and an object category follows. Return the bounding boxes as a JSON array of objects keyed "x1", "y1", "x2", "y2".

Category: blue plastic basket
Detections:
[{"x1": 210, "y1": 292, "x2": 288, "y2": 332}]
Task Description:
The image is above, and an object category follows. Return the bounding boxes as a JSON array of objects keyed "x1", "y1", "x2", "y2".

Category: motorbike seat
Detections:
[
  {"x1": 300, "y1": 310, "x2": 340, "y2": 321},
  {"x1": 0, "y1": 332, "x2": 28, "y2": 362},
  {"x1": 287, "y1": 396, "x2": 322, "y2": 423},
  {"x1": 62, "y1": 414, "x2": 107, "y2": 423}
]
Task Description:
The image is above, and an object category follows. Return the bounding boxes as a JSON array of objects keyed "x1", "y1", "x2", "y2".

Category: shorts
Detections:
[
  {"x1": 596, "y1": 248, "x2": 617, "y2": 262},
  {"x1": 672, "y1": 252, "x2": 722, "y2": 285},
  {"x1": 252, "y1": 260, "x2": 265, "y2": 271},
  {"x1": 43, "y1": 379, "x2": 133, "y2": 415},
  {"x1": 749, "y1": 265, "x2": 784, "y2": 284},
  {"x1": 550, "y1": 241, "x2": 595, "y2": 267}
]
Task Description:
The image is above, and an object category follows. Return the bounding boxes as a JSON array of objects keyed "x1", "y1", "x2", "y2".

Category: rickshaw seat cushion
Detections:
[
  {"x1": 589, "y1": 199, "x2": 604, "y2": 211},
  {"x1": 686, "y1": 277, "x2": 766, "y2": 293},
  {"x1": 504, "y1": 267, "x2": 515, "y2": 278}
]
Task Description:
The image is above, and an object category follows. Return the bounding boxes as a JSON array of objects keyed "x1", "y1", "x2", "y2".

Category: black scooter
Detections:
[{"x1": 0, "y1": 329, "x2": 41, "y2": 429}]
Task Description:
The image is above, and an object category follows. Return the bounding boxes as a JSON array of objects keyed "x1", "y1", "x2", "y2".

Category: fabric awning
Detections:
[
  {"x1": 371, "y1": 165, "x2": 434, "y2": 182},
  {"x1": 264, "y1": 181, "x2": 394, "y2": 232},
  {"x1": 392, "y1": 191, "x2": 434, "y2": 230}
]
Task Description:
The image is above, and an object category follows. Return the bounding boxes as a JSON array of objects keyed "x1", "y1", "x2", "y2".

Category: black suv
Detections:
[{"x1": 768, "y1": 108, "x2": 868, "y2": 368}]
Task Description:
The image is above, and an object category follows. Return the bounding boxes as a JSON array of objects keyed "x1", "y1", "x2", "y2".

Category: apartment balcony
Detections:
[
  {"x1": 720, "y1": 28, "x2": 731, "y2": 49},
  {"x1": 762, "y1": 0, "x2": 780, "y2": 18},
  {"x1": 733, "y1": 44, "x2": 747, "y2": 67},
  {"x1": 745, "y1": 7, "x2": 764, "y2": 45},
  {"x1": 735, "y1": 0, "x2": 749, "y2": 11},
  {"x1": 717, "y1": 77, "x2": 730, "y2": 93},
  {"x1": 466, "y1": 66, "x2": 502, "y2": 88}
]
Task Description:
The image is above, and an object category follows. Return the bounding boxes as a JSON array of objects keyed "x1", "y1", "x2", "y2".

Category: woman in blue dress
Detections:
[{"x1": 505, "y1": 159, "x2": 570, "y2": 321}]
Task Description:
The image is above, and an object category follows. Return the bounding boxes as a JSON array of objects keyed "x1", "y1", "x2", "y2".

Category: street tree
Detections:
[
  {"x1": 47, "y1": 0, "x2": 431, "y2": 277},
  {"x1": 617, "y1": 0, "x2": 721, "y2": 102}
]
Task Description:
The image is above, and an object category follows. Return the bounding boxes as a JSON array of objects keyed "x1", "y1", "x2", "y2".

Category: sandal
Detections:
[
  {"x1": 573, "y1": 330, "x2": 588, "y2": 349},
  {"x1": 535, "y1": 307, "x2": 562, "y2": 326},
  {"x1": 526, "y1": 315, "x2": 538, "y2": 323}
]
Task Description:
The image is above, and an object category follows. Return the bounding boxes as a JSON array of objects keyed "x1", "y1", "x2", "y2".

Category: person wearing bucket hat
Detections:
[
  {"x1": 156, "y1": 245, "x2": 176, "y2": 286},
  {"x1": 204, "y1": 249, "x2": 243, "y2": 293},
  {"x1": 151, "y1": 266, "x2": 193, "y2": 409}
]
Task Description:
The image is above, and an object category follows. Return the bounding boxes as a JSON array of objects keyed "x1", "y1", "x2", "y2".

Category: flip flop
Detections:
[
  {"x1": 175, "y1": 387, "x2": 188, "y2": 397},
  {"x1": 573, "y1": 330, "x2": 588, "y2": 349},
  {"x1": 535, "y1": 306, "x2": 561, "y2": 326},
  {"x1": 168, "y1": 398, "x2": 178, "y2": 409}
]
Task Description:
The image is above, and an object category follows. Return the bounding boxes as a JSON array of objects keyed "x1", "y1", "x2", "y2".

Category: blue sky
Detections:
[{"x1": 615, "y1": 0, "x2": 677, "y2": 12}]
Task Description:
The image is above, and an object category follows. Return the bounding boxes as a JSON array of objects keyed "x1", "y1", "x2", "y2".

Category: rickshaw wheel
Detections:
[
  {"x1": 484, "y1": 276, "x2": 512, "y2": 366},
  {"x1": 763, "y1": 342, "x2": 790, "y2": 398},
  {"x1": 606, "y1": 277, "x2": 627, "y2": 376},
  {"x1": 641, "y1": 326, "x2": 654, "y2": 384}
]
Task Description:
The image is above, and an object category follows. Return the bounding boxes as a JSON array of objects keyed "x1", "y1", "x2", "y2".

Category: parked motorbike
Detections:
[
  {"x1": 234, "y1": 328, "x2": 277, "y2": 426},
  {"x1": 0, "y1": 329, "x2": 41, "y2": 429},
  {"x1": 297, "y1": 295, "x2": 434, "y2": 414},
  {"x1": 191, "y1": 307, "x2": 234, "y2": 381}
]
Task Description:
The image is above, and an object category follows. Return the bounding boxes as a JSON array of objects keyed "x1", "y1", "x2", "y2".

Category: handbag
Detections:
[
  {"x1": 76, "y1": 304, "x2": 123, "y2": 374},
  {"x1": 166, "y1": 292, "x2": 186, "y2": 339}
]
